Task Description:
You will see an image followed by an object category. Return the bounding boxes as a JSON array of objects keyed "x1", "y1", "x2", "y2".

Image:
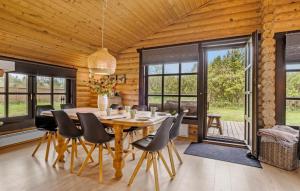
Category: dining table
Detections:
[{"x1": 41, "y1": 107, "x2": 170, "y2": 179}]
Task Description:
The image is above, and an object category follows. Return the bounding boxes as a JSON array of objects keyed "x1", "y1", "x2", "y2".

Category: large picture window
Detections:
[
  {"x1": 141, "y1": 43, "x2": 199, "y2": 118},
  {"x1": 146, "y1": 61, "x2": 198, "y2": 117}
]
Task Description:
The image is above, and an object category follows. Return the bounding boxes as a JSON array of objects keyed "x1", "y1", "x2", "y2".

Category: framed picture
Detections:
[{"x1": 117, "y1": 74, "x2": 126, "y2": 84}]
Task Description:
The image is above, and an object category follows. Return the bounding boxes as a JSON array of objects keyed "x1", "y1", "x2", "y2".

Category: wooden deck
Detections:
[{"x1": 207, "y1": 121, "x2": 245, "y2": 141}]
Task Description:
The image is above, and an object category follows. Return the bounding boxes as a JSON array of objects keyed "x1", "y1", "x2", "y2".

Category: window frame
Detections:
[
  {"x1": 145, "y1": 62, "x2": 198, "y2": 119},
  {"x1": 275, "y1": 31, "x2": 300, "y2": 127}
]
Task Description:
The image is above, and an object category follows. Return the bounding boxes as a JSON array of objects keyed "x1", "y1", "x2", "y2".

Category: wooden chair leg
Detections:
[
  {"x1": 70, "y1": 139, "x2": 76, "y2": 173},
  {"x1": 130, "y1": 133, "x2": 135, "y2": 160},
  {"x1": 167, "y1": 142, "x2": 176, "y2": 176},
  {"x1": 158, "y1": 151, "x2": 173, "y2": 179},
  {"x1": 45, "y1": 133, "x2": 52, "y2": 161},
  {"x1": 146, "y1": 153, "x2": 153, "y2": 172},
  {"x1": 128, "y1": 151, "x2": 147, "y2": 186},
  {"x1": 78, "y1": 137, "x2": 94, "y2": 162},
  {"x1": 53, "y1": 138, "x2": 70, "y2": 167},
  {"x1": 74, "y1": 140, "x2": 78, "y2": 158},
  {"x1": 78, "y1": 144, "x2": 96, "y2": 176},
  {"x1": 105, "y1": 143, "x2": 114, "y2": 159},
  {"x1": 152, "y1": 153, "x2": 160, "y2": 191},
  {"x1": 32, "y1": 132, "x2": 47, "y2": 157},
  {"x1": 99, "y1": 144, "x2": 103, "y2": 183},
  {"x1": 52, "y1": 132, "x2": 57, "y2": 152},
  {"x1": 171, "y1": 140, "x2": 183, "y2": 164}
]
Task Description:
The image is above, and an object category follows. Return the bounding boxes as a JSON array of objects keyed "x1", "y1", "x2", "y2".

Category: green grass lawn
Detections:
[
  {"x1": 0, "y1": 102, "x2": 61, "y2": 117},
  {"x1": 209, "y1": 106, "x2": 244, "y2": 122}
]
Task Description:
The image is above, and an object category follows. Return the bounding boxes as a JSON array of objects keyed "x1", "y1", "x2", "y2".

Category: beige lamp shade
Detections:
[
  {"x1": 0, "y1": 69, "x2": 4, "y2": 77},
  {"x1": 88, "y1": 48, "x2": 116, "y2": 75}
]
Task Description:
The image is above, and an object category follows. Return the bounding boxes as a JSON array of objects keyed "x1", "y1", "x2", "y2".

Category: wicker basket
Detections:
[{"x1": 259, "y1": 136, "x2": 299, "y2": 171}]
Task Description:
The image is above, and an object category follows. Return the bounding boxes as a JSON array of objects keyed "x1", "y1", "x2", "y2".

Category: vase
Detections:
[{"x1": 97, "y1": 95, "x2": 108, "y2": 111}]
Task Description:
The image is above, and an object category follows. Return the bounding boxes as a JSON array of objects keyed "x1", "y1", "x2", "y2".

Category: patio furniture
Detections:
[{"x1": 207, "y1": 114, "x2": 223, "y2": 135}]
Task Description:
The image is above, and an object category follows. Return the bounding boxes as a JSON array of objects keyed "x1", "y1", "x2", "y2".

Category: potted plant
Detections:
[{"x1": 87, "y1": 76, "x2": 117, "y2": 111}]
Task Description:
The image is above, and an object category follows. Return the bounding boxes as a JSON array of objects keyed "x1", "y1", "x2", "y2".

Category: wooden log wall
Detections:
[
  {"x1": 115, "y1": 0, "x2": 261, "y2": 106},
  {"x1": 115, "y1": 0, "x2": 300, "y2": 129}
]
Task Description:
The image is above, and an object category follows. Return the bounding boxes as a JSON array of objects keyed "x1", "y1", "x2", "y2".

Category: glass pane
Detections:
[
  {"x1": 0, "y1": 75, "x2": 4, "y2": 93},
  {"x1": 37, "y1": 95, "x2": 51, "y2": 105},
  {"x1": 0, "y1": 94, "x2": 4, "y2": 117},
  {"x1": 181, "y1": 62, "x2": 197, "y2": 73},
  {"x1": 148, "y1": 65, "x2": 162, "y2": 75},
  {"x1": 164, "y1": 96, "x2": 178, "y2": 113},
  {"x1": 8, "y1": 73, "x2": 28, "y2": 93},
  {"x1": 53, "y1": 78, "x2": 66, "y2": 93},
  {"x1": 8, "y1": 95, "x2": 28, "y2": 117},
  {"x1": 148, "y1": 76, "x2": 162, "y2": 95},
  {"x1": 286, "y1": 100, "x2": 300, "y2": 126},
  {"x1": 148, "y1": 96, "x2": 162, "y2": 111},
  {"x1": 37, "y1": 76, "x2": 51, "y2": 93},
  {"x1": 286, "y1": 72, "x2": 300, "y2": 98},
  {"x1": 181, "y1": 75, "x2": 197, "y2": 95},
  {"x1": 286, "y1": 64, "x2": 300, "y2": 70},
  {"x1": 164, "y1": 76, "x2": 179, "y2": 95},
  {"x1": 54, "y1": 94, "x2": 66, "y2": 109},
  {"x1": 164, "y1": 63, "x2": 179, "y2": 74},
  {"x1": 180, "y1": 97, "x2": 197, "y2": 116}
]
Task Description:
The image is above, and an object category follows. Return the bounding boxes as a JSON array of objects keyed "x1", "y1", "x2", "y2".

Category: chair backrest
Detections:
[
  {"x1": 35, "y1": 105, "x2": 56, "y2": 130},
  {"x1": 77, "y1": 113, "x2": 112, "y2": 144},
  {"x1": 110, "y1": 104, "x2": 123, "y2": 110},
  {"x1": 146, "y1": 117, "x2": 174, "y2": 152},
  {"x1": 169, "y1": 111, "x2": 185, "y2": 140},
  {"x1": 51, "y1": 110, "x2": 82, "y2": 138},
  {"x1": 36, "y1": 105, "x2": 54, "y2": 116},
  {"x1": 131, "y1": 105, "x2": 148, "y2": 111},
  {"x1": 60, "y1": 103, "x2": 75, "y2": 109}
]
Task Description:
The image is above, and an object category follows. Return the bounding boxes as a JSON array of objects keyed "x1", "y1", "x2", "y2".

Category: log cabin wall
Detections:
[{"x1": 115, "y1": 0, "x2": 300, "y2": 129}]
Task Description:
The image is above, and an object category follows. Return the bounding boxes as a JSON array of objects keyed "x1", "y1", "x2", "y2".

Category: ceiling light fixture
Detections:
[{"x1": 88, "y1": 0, "x2": 116, "y2": 75}]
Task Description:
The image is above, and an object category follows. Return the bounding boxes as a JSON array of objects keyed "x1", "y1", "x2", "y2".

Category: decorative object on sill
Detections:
[
  {"x1": 0, "y1": 121, "x2": 3, "y2": 127},
  {"x1": 88, "y1": 0, "x2": 116, "y2": 75},
  {"x1": 0, "y1": 60, "x2": 15, "y2": 77},
  {"x1": 87, "y1": 76, "x2": 117, "y2": 111}
]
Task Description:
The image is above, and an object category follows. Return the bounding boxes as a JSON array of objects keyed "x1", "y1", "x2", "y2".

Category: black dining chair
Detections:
[
  {"x1": 60, "y1": 103, "x2": 75, "y2": 109},
  {"x1": 110, "y1": 104, "x2": 123, "y2": 110},
  {"x1": 123, "y1": 105, "x2": 149, "y2": 160},
  {"x1": 131, "y1": 105, "x2": 148, "y2": 111},
  {"x1": 32, "y1": 105, "x2": 57, "y2": 161},
  {"x1": 51, "y1": 110, "x2": 92, "y2": 173},
  {"x1": 76, "y1": 113, "x2": 115, "y2": 183},
  {"x1": 128, "y1": 117, "x2": 174, "y2": 191},
  {"x1": 167, "y1": 111, "x2": 185, "y2": 175}
]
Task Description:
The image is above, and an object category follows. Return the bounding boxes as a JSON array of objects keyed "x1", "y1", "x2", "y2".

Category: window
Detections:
[
  {"x1": 146, "y1": 61, "x2": 198, "y2": 117},
  {"x1": 36, "y1": 76, "x2": 51, "y2": 105},
  {"x1": 0, "y1": 75, "x2": 5, "y2": 117},
  {"x1": 286, "y1": 69, "x2": 300, "y2": 126},
  {"x1": 8, "y1": 73, "x2": 29, "y2": 117},
  {"x1": 53, "y1": 77, "x2": 66, "y2": 109}
]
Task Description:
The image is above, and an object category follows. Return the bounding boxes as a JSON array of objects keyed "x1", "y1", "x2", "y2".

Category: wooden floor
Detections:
[
  {"x1": 207, "y1": 121, "x2": 244, "y2": 141},
  {"x1": 0, "y1": 140, "x2": 300, "y2": 191}
]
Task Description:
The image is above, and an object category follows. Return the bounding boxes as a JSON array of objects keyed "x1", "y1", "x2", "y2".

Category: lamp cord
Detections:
[{"x1": 101, "y1": 0, "x2": 107, "y2": 48}]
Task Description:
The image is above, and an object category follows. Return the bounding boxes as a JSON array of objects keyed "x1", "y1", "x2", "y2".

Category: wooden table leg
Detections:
[
  {"x1": 113, "y1": 125, "x2": 124, "y2": 179},
  {"x1": 143, "y1": 126, "x2": 149, "y2": 137},
  {"x1": 56, "y1": 132, "x2": 65, "y2": 162}
]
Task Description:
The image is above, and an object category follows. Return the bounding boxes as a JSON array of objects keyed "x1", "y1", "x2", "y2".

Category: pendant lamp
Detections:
[{"x1": 88, "y1": 0, "x2": 116, "y2": 75}]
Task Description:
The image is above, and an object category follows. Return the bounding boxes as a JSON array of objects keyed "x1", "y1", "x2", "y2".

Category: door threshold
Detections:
[{"x1": 203, "y1": 139, "x2": 247, "y2": 149}]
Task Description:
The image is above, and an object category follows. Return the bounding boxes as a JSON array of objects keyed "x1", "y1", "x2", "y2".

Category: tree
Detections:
[{"x1": 208, "y1": 49, "x2": 245, "y2": 107}]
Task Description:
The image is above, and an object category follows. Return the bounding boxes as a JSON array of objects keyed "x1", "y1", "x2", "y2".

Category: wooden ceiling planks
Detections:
[{"x1": 0, "y1": 0, "x2": 209, "y2": 67}]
